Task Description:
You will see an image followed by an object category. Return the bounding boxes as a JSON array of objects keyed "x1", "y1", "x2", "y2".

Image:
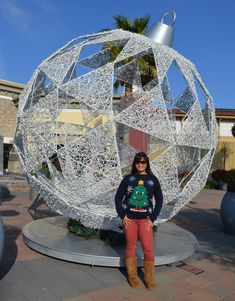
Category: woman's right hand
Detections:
[{"x1": 123, "y1": 215, "x2": 132, "y2": 228}]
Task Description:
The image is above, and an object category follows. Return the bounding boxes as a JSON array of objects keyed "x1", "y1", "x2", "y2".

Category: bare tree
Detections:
[{"x1": 221, "y1": 142, "x2": 233, "y2": 170}]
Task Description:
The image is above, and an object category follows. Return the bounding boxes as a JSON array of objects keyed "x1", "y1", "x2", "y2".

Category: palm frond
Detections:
[
  {"x1": 133, "y1": 15, "x2": 150, "y2": 34},
  {"x1": 113, "y1": 15, "x2": 150, "y2": 34},
  {"x1": 113, "y1": 15, "x2": 133, "y2": 31},
  {"x1": 98, "y1": 14, "x2": 157, "y2": 92}
]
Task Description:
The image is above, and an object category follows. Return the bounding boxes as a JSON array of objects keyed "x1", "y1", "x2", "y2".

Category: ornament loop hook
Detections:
[{"x1": 161, "y1": 10, "x2": 176, "y2": 26}]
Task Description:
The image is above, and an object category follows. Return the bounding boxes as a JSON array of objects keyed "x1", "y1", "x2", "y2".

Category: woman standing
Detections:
[{"x1": 115, "y1": 152, "x2": 163, "y2": 290}]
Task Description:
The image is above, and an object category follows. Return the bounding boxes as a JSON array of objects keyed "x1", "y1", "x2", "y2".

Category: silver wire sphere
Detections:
[{"x1": 15, "y1": 29, "x2": 217, "y2": 231}]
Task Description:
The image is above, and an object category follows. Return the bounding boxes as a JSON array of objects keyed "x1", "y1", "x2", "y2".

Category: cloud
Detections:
[
  {"x1": 34, "y1": 0, "x2": 58, "y2": 13},
  {"x1": 0, "y1": 1, "x2": 31, "y2": 33}
]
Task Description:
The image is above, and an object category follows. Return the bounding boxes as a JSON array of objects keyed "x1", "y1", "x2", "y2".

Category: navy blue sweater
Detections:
[{"x1": 115, "y1": 173, "x2": 163, "y2": 222}]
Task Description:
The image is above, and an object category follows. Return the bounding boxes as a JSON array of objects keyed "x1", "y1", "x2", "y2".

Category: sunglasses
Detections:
[{"x1": 135, "y1": 160, "x2": 147, "y2": 165}]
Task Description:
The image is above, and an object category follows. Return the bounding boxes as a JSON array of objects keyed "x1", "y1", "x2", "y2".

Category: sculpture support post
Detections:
[{"x1": 0, "y1": 136, "x2": 3, "y2": 176}]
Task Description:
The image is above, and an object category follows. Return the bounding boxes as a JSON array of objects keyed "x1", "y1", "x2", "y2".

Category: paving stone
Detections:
[
  {"x1": 191, "y1": 259, "x2": 215, "y2": 269},
  {"x1": 1, "y1": 188, "x2": 235, "y2": 301},
  {"x1": 183, "y1": 289, "x2": 220, "y2": 301},
  {"x1": 49, "y1": 283, "x2": 83, "y2": 300},
  {"x1": 156, "y1": 272, "x2": 178, "y2": 286},
  {"x1": 221, "y1": 294, "x2": 235, "y2": 301},
  {"x1": 49, "y1": 259, "x2": 91, "y2": 277},
  {"x1": 22, "y1": 259, "x2": 87, "y2": 299},
  {"x1": 0, "y1": 296, "x2": 28, "y2": 301},
  {"x1": 1, "y1": 262, "x2": 57, "y2": 299},
  {"x1": 112, "y1": 283, "x2": 141, "y2": 298},
  {"x1": 0, "y1": 277, "x2": 27, "y2": 299},
  {"x1": 204, "y1": 283, "x2": 235, "y2": 299},
  {"x1": 69, "y1": 273, "x2": 106, "y2": 294},
  {"x1": 165, "y1": 267, "x2": 192, "y2": 279},
  {"x1": 34, "y1": 297, "x2": 60, "y2": 301},
  {"x1": 170, "y1": 296, "x2": 195, "y2": 301},
  {"x1": 181, "y1": 274, "x2": 212, "y2": 288},
  {"x1": 63, "y1": 294, "x2": 96, "y2": 301},
  {"x1": 153, "y1": 285, "x2": 182, "y2": 300},
  {"x1": 217, "y1": 277, "x2": 235, "y2": 290},
  {"x1": 230, "y1": 274, "x2": 235, "y2": 280},
  {"x1": 3, "y1": 261, "x2": 38, "y2": 279},
  {"x1": 91, "y1": 269, "x2": 125, "y2": 286},
  {"x1": 87, "y1": 287, "x2": 123, "y2": 301},
  {"x1": 169, "y1": 281, "x2": 198, "y2": 294},
  {"x1": 23, "y1": 260, "x2": 71, "y2": 282},
  {"x1": 55, "y1": 264, "x2": 91, "y2": 278},
  {"x1": 126, "y1": 290, "x2": 162, "y2": 301},
  {"x1": 16, "y1": 277, "x2": 59, "y2": 301},
  {"x1": 207, "y1": 265, "x2": 234, "y2": 276},
  {"x1": 200, "y1": 270, "x2": 226, "y2": 282}
]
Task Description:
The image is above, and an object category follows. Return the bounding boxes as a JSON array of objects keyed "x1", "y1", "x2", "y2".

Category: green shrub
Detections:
[
  {"x1": 40, "y1": 166, "x2": 51, "y2": 178},
  {"x1": 31, "y1": 166, "x2": 51, "y2": 179},
  {"x1": 204, "y1": 180, "x2": 218, "y2": 189},
  {"x1": 224, "y1": 169, "x2": 235, "y2": 192},
  {"x1": 67, "y1": 219, "x2": 158, "y2": 246},
  {"x1": 67, "y1": 219, "x2": 126, "y2": 246},
  {"x1": 211, "y1": 169, "x2": 226, "y2": 182},
  {"x1": 153, "y1": 225, "x2": 157, "y2": 233}
]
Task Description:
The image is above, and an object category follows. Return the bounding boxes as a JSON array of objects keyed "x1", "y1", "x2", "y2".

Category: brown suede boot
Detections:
[
  {"x1": 125, "y1": 257, "x2": 141, "y2": 288},
  {"x1": 144, "y1": 260, "x2": 157, "y2": 290}
]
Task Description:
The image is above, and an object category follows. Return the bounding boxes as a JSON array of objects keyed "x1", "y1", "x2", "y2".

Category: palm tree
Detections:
[
  {"x1": 113, "y1": 15, "x2": 150, "y2": 34},
  {"x1": 105, "y1": 15, "x2": 157, "y2": 153},
  {"x1": 104, "y1": 15, "x2": 157, "y2": 95}
]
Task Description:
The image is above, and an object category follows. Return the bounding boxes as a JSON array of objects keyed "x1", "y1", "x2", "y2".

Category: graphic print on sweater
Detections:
[{"x1": 128, "y1": 180, "x2": 149, "y2": 212}]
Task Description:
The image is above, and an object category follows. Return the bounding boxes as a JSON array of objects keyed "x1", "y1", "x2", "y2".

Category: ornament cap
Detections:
[{"x1": 145, "y1": 10, "x2": 176, "y2": 47}]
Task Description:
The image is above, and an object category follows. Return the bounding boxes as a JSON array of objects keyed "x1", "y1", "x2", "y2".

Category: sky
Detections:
[{"x1": 0, "y1": 0, "x2": 234, "y2": 109}]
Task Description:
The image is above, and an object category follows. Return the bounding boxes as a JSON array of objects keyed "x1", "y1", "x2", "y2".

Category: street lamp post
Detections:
[
  {"x1": 231, "y1": 124, "x2": 235, "y2": 137},
  {"x1": 0, "y1": 136, "x2": 3, "y2": 176}
]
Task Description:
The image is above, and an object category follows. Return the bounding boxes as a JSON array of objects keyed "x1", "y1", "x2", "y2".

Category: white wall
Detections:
[
  {"x1": 219, "y1": 121, "x2": 234, "y2": 137},
  {"x1": 0, "y1": 94, "x2": 12, "y2": 100}
]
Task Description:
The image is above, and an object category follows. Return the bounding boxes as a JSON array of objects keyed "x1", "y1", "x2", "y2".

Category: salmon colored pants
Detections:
[{"x1": 124, "y1": 218, "x2": 154, "y2": 261}]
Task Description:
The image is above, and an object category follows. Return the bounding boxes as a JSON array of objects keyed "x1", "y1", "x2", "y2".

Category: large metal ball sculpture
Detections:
[{"x1": 15, "y1": 29, "x2": 217, "y2": 231}]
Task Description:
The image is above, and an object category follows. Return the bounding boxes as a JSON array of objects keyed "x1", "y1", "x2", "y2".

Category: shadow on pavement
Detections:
[
  {"x1": 0, "y1": 210, "x2": 20, "y2": 217},
  {"x1": 0, "y1": 195, "x2": 15, "y2": 205},
  {"x1": 28, "y1": 208, "x2": 60, "y2": 220},
  {"x1": 173, "y1": 206, "x2": 235, "y2": 268},
  {"x1": 0, "y1": 225, "x2": 21, "y2": 280}
]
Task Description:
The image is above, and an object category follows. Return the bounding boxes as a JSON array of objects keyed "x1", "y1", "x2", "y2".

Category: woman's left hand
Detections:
[{"x1": 145, "y1": 218, "x2": 153, "y2": 231}]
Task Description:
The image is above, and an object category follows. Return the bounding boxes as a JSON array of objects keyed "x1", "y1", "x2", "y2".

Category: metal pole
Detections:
[{"x1": 0, "y1": 136, "x2": 3, "y2": 176}]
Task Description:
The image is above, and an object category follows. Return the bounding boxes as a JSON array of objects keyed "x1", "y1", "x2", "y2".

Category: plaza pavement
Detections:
[{"x1": 0, "y1": 184, "x2": 235, "y2": 301}]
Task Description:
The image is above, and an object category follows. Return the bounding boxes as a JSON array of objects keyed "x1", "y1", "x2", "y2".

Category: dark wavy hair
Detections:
[{"x1": 131, "y1": 152, "x2": 154, "y2": 175}]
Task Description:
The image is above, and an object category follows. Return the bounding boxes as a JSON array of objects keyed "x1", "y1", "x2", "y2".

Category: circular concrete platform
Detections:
[{"x1": 22, "y1": 216, "x2": 198, "y2": 267}]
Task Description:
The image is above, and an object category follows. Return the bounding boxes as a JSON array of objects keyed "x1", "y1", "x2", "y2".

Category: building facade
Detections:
[
  {"x1": 0, "y1": 79, "x2": 24, "y2": 173},
  {"x1": 212, "y1": 109, "x2": 235, "y2": 171},
  {"x1": 0, "y1": 79, "x2": 234, "y2": 174},
  {"x1": 171, "y1": 108, "x2": 235, "y2": 171}
]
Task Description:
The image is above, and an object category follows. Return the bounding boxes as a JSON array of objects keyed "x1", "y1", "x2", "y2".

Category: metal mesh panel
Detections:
[{"x1": 15, "y1": 29, "x2": 217, "y2": 231}]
